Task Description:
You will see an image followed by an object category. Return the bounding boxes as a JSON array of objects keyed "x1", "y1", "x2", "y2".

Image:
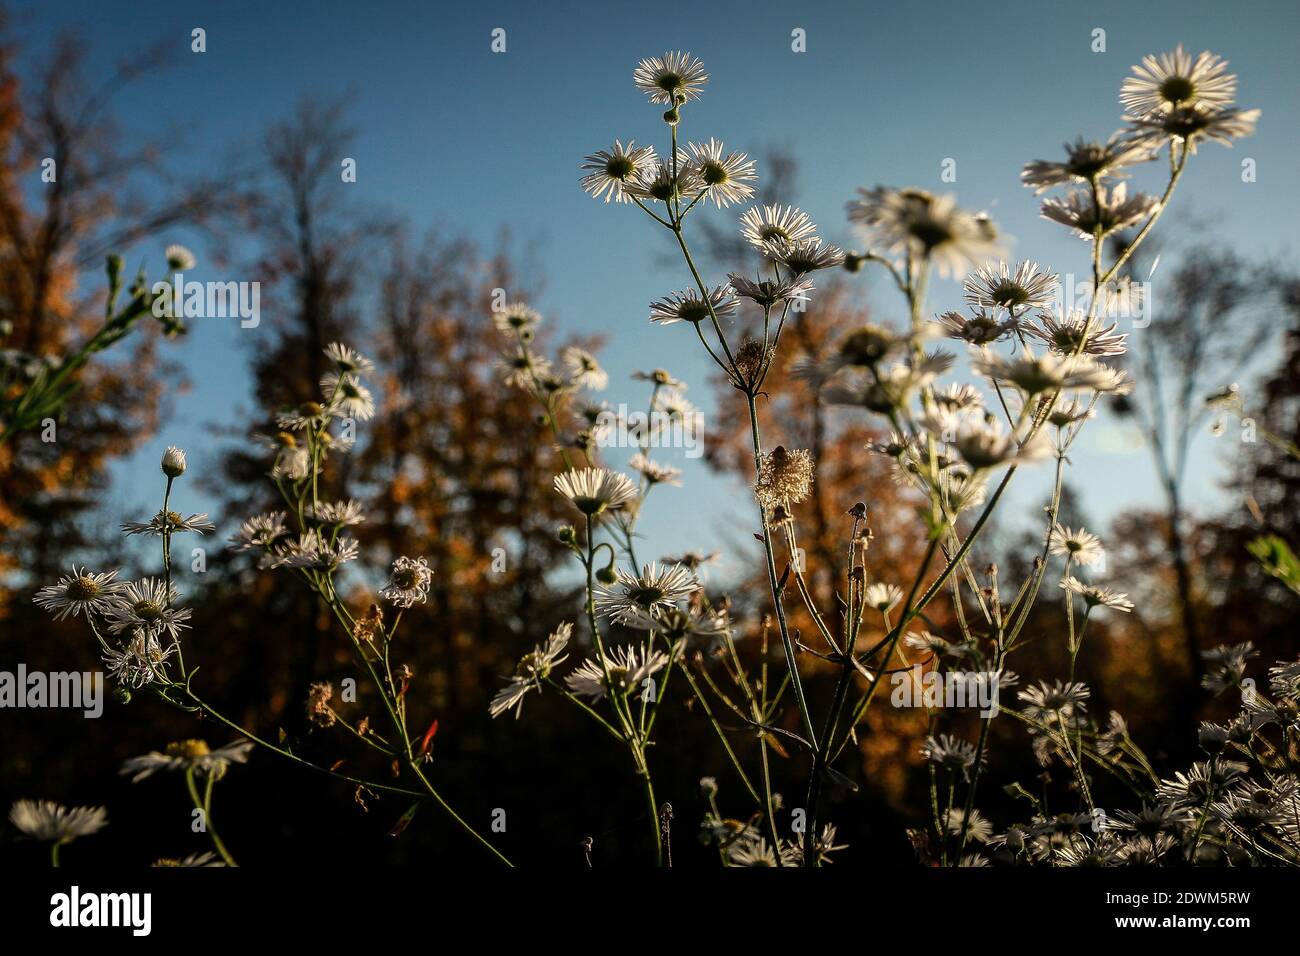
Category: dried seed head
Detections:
[
  {"x1": 734, "y1": 339, "x2": 772, "y2": 382},
  {"x1": 307, "y1": 681, "x2": 335, "y2": 728},
  {"x1": 755, "y1": 446, "x2": 815, "y2": 512}
]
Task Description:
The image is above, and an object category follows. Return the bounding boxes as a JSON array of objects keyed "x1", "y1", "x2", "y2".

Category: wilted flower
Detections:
[
  {"x1": 102, "y1": 629, "x2": 178, "y2": 688},
  {"x1": 379, "y1": 556, "x2": 434, "y2": 608},
  {"x1": 489, "y1": 623, "x2": 573, "y2": 719},
  {"x1": 306, "y1": 682, "x2": 335, "y2": 728}
]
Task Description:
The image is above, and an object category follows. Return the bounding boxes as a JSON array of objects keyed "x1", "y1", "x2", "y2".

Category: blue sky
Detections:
[{"x1": 13, "y1": 0, "x2": 1300, "y2": 572}]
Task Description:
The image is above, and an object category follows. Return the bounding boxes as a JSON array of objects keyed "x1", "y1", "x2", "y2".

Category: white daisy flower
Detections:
[
  {"x1": 492, "y1": 302, "x2": 542, "y2": 337},
  {"x1": 323, "y1": 342, "x2": 375, "y2": 376},
  {"x1": 922, "y1": 734, "x2": 979, "y2": 778},
  {"x1": 944, "y1": 808, "x2": 994, "y2": 843},
  {"x1": 1041, "y1": 182, "x2": 1160, "y2": 239},
  {"x1": 1125, "y1": 104, "x2": 1260, "y2": 154},
  {"x1": 648, "y1": 286, "x2": 736, "y2": 326},
  {"x1": 229, "y1": 512, "x2": 290, "y2": 552},
  {"x1": 726, "y1": 272, "x2": 814, "y2": 309},
  {"x1": 562, "y1": 347, "x2": 609, "y2": 390},
  {"x1": 9, "y1": 800, "x2": 107, "y2": 844},
  {"x1": 269, "y1": 439, "x2": 311, "y2": 480},
  {"x1": 1018, "y1": 680, "x2": 1091, "y2": 720},
  {"x1": 120, "y1": 739, "x2": 254, "y2": 783},
  {"x1": 1020, "y1": 136, "x2": 1156, "y2": 194},
  {"x1": 763, "y1": 237, "x2": 844, "y2": 275},
  {"x1": 1024, "y1": 310, "x2": 1128, "y2": 356},
  {"x1": 564, "y1": 643, "x2": 670, "y2": 701},
  {"x1": 269, "y1": 530, "x2": 360, "y2": 570},
  {"x1": 726, "y1": 834, "x2": 779, "y2": 867},
  {"x1": 954, "y1": 417, "x2": 1052, "y2": 470},
  {"x1": 971, "y1": 352, "x2": 1119, "y2": 395},
  {"x1": 105, "y1": 578, "x2": 192, "y2": 640},
  {"x1": 595, "y1": 562, "x2": 700, "y2": 621},
  {"x1": 626, "y1": 159, "x2": 703, "y2": 204},
  {"x1": 963, "y1": 260, "x2": 1059, "y2": 311},
  {"x1": 1049, "y1": 524, "x2": 1105, "y2": 567},
  {"x1": 780, "y1": 824, "x2": 849, "y2": 866},
  {"x1": 1120, "y1": 45, "x2": 1237, "y2": 117},
  {"x1": 863, "y1": 582, "x2": 903, "y2": 613},
  {"x1": 846, "y1": 187, "x2": 1002, "y2": 278},
  {"x1": 937, "y1": 308, "x2": 1016, "y2": 346},
  {"x1": 1060, "y1": 576, "x2": 1134, "y2": 612},
  {"x1": 554, "y1": 467, "x2": 638, "y2": 516},
  {"x1": 687, "y1": 138, "x2": 757, "y2": 208},
  {"x1": 121, "y1": 510, "x2": 217, "y2": 537},
  {"x1": 306, "y1": 499, "x2": 366, "y2": 527},
  {"x1": 498, "y1": 351, "x2": 551, "y2": 389},
  {"x1": 319, "y1": 371, "x2": 375, "y2": 421},
  {"x1": 652, "y1": 387, "x2": 698, "y2": 422},
  {"x1": 615, "y1": 603, "x2": 728, "y2": 642},
  {"x1": 633, "y1": 52, "x2": 708, "y2": 105},
  {"x1": 32, "y1": 567, "x2": 127, "y2": 621},
  {"x1": 628, "y1": 452, "x2": 682, "y2": 486},
  {"x1": 739, "y1": 204, "x2": 818, "y2": 250},
  {"x1": 164, "y1": 244, "x2": 196, "y2": 271},
  {"x1": 581, "y1": 140, "x2": 659, "y2": 204}
]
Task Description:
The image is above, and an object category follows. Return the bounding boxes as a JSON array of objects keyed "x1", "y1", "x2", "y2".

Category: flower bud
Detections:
[{"x1": 161, "y1": 445, "x2": 187, "y2": 479}]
